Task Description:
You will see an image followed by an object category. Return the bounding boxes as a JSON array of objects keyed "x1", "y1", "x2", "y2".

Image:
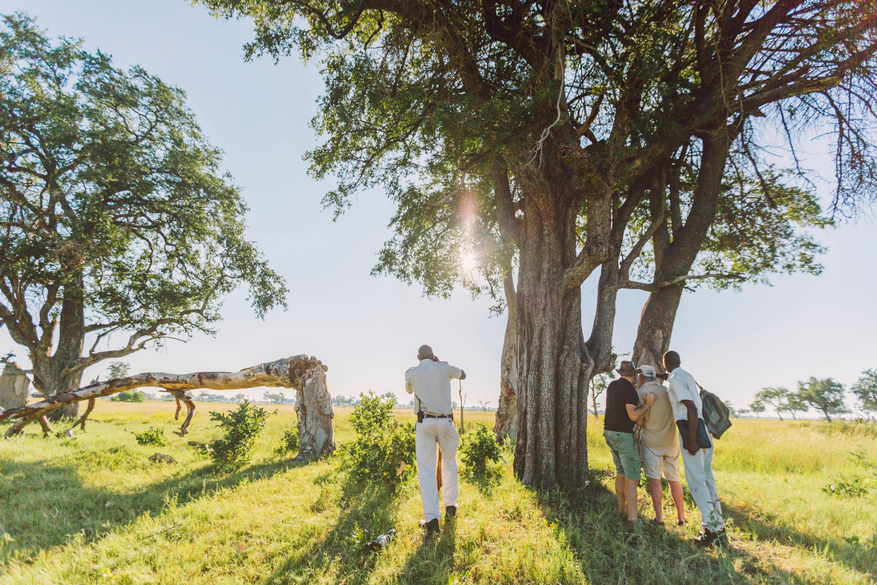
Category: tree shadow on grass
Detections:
[
  {"x1": 0, "y1": 447, "x2": 310, "y2": 564},
  {"x1": 261, "y1": 476, "x2": 400, "y2": 585},
  {"x1": 535, "y1": 468, "x2": 807, "y2": 585},
  {"x1": 726, "y1": 502, "x2": 877, "y2": 579},
  {"x1": 391, "y1": 521, "x2": 457, "y2": 585}
]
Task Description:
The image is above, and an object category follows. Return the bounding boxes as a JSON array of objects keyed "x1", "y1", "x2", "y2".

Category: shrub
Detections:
[
  {"x1": 209, "y1": 401, "x2": 269, "y2": 470},
  {"x1": 276, "y1": 424, "x2": 300, "y2": 455},
  {"x1": 459, "y1": 423, "x2": 502, "y2": 479},
  {"x1": 134, "y1": 426, "x2": 166, "y2": 446},
  {"x1": 111, "y1": 390, "x2": 145, "y2": 403},
  {"x1": 822, "y1": 476, "x2": 869, "y2": 498},
  {"x1": 339, "y1": 392, "x2": 415, "y2": 487}
]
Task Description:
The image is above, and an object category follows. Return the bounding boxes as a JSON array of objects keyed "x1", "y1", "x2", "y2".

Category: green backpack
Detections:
[{"x1": 698, "y1": 384, "x2": 732, "y2": 439}]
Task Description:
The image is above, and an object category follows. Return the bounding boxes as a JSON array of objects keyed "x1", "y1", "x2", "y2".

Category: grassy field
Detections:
[{"x1": 1, "y1": 401, "x2": 875, "y2": 584}]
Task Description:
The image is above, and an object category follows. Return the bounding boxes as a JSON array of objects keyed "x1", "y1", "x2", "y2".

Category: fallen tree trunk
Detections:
[{"x1": 0, "y1": 355, "x2": 335, "y2": 459}]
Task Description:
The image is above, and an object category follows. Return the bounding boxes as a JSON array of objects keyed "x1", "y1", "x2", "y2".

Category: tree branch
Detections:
[{"x1": 2, "y1": 355, "x2": 326, "y2": 436}]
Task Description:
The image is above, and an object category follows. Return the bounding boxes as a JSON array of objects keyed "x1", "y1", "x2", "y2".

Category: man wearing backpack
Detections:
[{"x1": 663, "y1": 350, "x2": 727, "y2": 547}]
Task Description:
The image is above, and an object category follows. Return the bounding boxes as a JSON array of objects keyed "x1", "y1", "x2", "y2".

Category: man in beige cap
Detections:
[{"x1": 636, "y1": 364, "x2": 686, "y2": 526}]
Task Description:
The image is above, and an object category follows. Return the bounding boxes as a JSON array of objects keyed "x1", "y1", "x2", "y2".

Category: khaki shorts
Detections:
[
  {"x1": 641, "y1": 445, "x2": 681, "y2": 482},
  {"x1": 603, "y1": 430, "x2": 642, "y2": 481}
]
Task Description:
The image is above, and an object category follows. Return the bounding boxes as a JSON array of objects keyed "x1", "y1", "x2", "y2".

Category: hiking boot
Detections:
[
  {"x1": 420, "y1": 518, "x2": 440, "y2": 534},
  {"x1": 445, "y1": 505, "x2": 457, "y2": 519},
  {"x1": 694, "y1": 528, "x2": 728, "y2": 548}
]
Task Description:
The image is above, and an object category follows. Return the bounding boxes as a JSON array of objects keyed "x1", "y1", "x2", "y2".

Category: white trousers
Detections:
[
  {"x1": 415, "y1": 417, "x2": 459, "y2": 522},
  {"x1": 680, "y1": 441, "x2": 725, "y2": 532}
]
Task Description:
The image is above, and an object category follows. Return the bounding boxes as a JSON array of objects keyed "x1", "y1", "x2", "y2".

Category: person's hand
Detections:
[
  {"x1": 431, "y1": 355, "x2": 440, "y2": 363},
  {"x1": 644, "y1": 392, "x2": 656, "y2": 406},
  {"x1": 687, "y1": 442, "x2": 700, "y2": 456}
]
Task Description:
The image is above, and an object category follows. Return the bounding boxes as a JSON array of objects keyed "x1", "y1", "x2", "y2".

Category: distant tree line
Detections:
[{"x1": 744, "y1": 370, "x2": 877, "y2": 421}]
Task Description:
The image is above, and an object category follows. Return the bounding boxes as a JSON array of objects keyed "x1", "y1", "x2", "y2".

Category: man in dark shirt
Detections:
[{"x1": 603, "y1": 360, "x2": 655, "y2": 524}]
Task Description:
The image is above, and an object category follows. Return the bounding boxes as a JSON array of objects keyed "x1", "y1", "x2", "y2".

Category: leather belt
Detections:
[{"x1": 424, "y1": 413, "x2": 454, "y2": 420}]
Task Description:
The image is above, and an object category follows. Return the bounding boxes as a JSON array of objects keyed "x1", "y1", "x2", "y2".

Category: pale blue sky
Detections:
[{"x1": 2, "y1": 0, "x2": 875, "y2": 414}]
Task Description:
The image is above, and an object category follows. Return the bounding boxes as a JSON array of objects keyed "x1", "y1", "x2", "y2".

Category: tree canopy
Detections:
[
  {"x1": 851, "y1": 369, "x2": 877, "y2": 418},
  {"x1": 201, "y1": 0, "x2": 877, "y2": 487},
  {"x1": 750, "y1": 387, "x2": 791, "y2": 420},
  {"x1": 0, "y1": 14, "x2": 287, "y2": 405},
  {"x1": 797, "y1": 377, "x2": 849, "y2": 422}
]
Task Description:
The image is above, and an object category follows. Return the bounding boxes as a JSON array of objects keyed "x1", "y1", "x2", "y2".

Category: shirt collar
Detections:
[{"x1": 419, "y1": 359, "x2": 433, "y2": 364}]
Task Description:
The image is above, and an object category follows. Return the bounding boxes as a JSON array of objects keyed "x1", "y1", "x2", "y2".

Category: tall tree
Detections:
[
  {"x1": 0, "y1": 14, "x2": 287, "y2": 419},
  {"x1": 851, "y1": 369, "x2": 877, "y2": 420},
  {"x1": 797, "y1": 377, "x2": 848, "y2": 422},
  {"x1": 750, "y1": 387, "x2": 792, "y2": 421},
  {"x1": 201, "y1": 0, "x2": 877, "y2": 487},
  {"x1": 629, "y1": 161, "x2": 834, "y2": 368},
  {"x1": 625, "y1": 0, "x2": 877, "y2": 368}
]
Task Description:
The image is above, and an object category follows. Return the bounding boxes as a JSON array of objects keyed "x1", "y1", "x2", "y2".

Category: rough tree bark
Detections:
[
  {"x1": 493, "y1": 270, "x2": 518, "y2": 444},
  {"x1": 510, "y1": 154, "x2": 610, "y2": 488},
  {"x1": 32, "y1": 271, "x2": 87, "y2": 422},
  {"x1": 290, "y1": 358, "x2": 334, "y2": 459},
  {"x1": 0, "y1": 355, "x2": 334, "y2": 459},
  {"x1": 0, "y1": 362, "x2": 29, "y2": 411}
]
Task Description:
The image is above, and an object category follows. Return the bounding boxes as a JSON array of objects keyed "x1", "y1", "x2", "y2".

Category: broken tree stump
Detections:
[
  {"x1": 0, "y1": 355, "x2": 335, "y2": 459},
  {"x1": 0, "y1": 362, "x2": 29, "y2": 411},
  {"x1": 291, "y1": 359, "x2": 334, "y2": 459}
]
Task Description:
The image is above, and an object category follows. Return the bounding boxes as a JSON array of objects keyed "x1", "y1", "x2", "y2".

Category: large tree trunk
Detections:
[
  {"x1": 40, "y1": 370, "x2": 83, "y2": 422},
  {"x1": 512, "y1": 190, "x2": 594, "y2": 488},
  {"x1": 1, "y1": 355, "x2": 334, "y2": 459},
  {"x1": 32, "y1": 271, "x2": 87, "y2": 421},
  {"x1": 631, "y1": 284, "x2": 685, "y2": 370},
  {"x1": 494, "y1": 271, "x2": 518, "y2": 443}
]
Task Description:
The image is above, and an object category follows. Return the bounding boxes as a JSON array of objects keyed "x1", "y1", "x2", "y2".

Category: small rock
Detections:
[
  {"x1": 105, "y1": 501, "x2": 113, "y2": 508},
  {"x1": 65, "y1": 429, "x2": 74, "y2": 438}
]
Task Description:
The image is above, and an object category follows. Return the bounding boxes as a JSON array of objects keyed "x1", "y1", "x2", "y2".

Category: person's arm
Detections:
[
  {"x1": 681, "y1": 399, "x2": 699, "y2": 455},
  {"x1": 626, "y1": 392, "x2": 655, "y2": 422},
  {"x1": 405, "y1": 372, "x2": 414, "y2": 395},
  {"x1": 448, "y1": 364, "x2": 467, "y2": 381}
]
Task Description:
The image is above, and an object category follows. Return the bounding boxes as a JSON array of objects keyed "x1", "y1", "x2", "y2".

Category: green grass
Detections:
[{"x1": 1, "y1": 402, "x2": 875, "y2": 584}]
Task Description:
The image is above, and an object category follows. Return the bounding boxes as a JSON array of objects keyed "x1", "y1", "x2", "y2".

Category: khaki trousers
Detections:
[
  {"x1": 680, "y1": 436, "x2": 725, "y2": 532},
  {"x1": 415, "y1": 417, "x2": 459, "y2": 522}
]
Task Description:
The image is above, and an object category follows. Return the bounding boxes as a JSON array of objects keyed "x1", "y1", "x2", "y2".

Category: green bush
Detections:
[
  {"x1": 276, "y1": 424, "x2": 300, "y2": 455},
  {"x1": 111, "y1": 390, "x2": 145, "y2": 403},
  {"x1": 133, "y1": 426, "x2": 166, "y2": 446},
  {"x1": 460, "y1": 423, "x2": 502, "y2": 479},
  {"x1": 822, "y1": 476, "x2": 870, "y2": 498},
  {"x1": 209, "y1": 401, "x2": 269, "y2": 470},
  {"x1": 339, "y1": 391, "x2": 415, "y2": 487}
]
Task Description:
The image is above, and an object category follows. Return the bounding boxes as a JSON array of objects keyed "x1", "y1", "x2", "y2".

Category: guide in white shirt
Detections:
[{"x1": 405, "y1": 344, "x2": 466, "y2": 533}]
